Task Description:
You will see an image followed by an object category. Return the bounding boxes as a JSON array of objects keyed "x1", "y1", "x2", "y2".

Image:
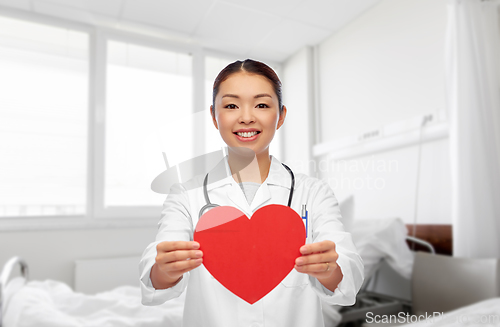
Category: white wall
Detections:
[
  {"x1": 281, "y1": 47, "x2": 314, "y2": 176},
  {"x1": 317, "y1": 138, "x2": 452, "y2": 224},
  {"x1": 290, "y1": 0, "x2": 452, "y2": 224},
  {"x1": 1, "y1": 0, "x2": 454, "y2": 289},
  {"x1": 0, "y1": 227, "x2": 157, "y2": 288},
  {"x1": 319, "y1": 0, "x2": 449, "y2": 141}
]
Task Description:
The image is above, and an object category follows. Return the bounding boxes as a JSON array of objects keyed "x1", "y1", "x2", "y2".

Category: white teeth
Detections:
[{"x1": 237, "y1": 131, "x2": 258, "y2": 138}]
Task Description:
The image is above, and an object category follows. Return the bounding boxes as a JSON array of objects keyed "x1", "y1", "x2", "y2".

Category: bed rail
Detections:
[
  {"x1": 406, "y1": 235, "x2": 436, "y2": 254},
  {"x1": 340, "y1": 235, "x2": 436, "y2": 326},
  {"x1": 1, "y1": 256, "x2": 29, "y2": 327}
]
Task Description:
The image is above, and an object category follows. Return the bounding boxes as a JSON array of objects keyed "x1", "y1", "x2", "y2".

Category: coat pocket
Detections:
[{"x1": 281, "y1": 269, "x2": 309, "y2": 288}]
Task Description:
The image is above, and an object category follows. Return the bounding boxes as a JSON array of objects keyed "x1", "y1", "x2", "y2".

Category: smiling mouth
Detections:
[{"x1": 234, "y1": 131, "x2": 261, "y2": 138}]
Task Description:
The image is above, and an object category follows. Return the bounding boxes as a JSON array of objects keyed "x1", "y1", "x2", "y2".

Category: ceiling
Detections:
[{"x1": 0, "y1": 0, "x2": 382, "y2": 63}]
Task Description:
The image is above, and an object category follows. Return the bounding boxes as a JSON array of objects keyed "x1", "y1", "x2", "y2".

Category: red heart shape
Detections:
[{"x1": 194, "y1": 204, "x2": 305, "y2": 304}]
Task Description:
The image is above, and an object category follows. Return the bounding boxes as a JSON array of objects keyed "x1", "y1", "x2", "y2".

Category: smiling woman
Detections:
[
  {"x1": 140, "y1": 58, "x2": 364, "y2": 327},
  {"x1": 211, "y1": 59, "x2": 285, "y2": 115},
  {"x1": 203, "y1": 57, "x2": 284, "y2": 159},
  {"x1": 208, "y1": 60, "x2": 287, "y2": 184}
]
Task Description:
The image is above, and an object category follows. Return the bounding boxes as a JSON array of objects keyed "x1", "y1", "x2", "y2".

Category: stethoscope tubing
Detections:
[{"x1": 198, "y1": 163, "x2": 295, "y2": 219}]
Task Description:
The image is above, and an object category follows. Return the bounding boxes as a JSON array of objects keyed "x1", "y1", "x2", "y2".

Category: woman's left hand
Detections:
[{"x1": 294, "y1": 240, "x2": 338, "y2": 280}]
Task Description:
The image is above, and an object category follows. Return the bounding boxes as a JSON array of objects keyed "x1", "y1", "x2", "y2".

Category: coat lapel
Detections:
[{"x1": 207, "y1": 155, "x2": 290, "y2": 217}]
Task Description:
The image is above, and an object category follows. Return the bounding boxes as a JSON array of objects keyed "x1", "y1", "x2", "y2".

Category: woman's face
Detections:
[{"x1": 210, "y1": 72, "x2": 286, "y2": 157}]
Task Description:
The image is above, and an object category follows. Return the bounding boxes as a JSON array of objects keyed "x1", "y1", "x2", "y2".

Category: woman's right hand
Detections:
[{"x1": 150, "y1": 241, "x2": 203, "y2": 289}]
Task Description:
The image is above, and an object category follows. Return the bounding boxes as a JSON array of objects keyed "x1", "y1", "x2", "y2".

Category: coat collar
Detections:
[{"x1": 205, "y1": 154, "x2": 293, "y2": 213}]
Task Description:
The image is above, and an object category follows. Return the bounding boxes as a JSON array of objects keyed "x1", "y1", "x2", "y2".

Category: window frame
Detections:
[
  {"x1": 0, "y1": 6, "x2": 282, "y2": 231},
  {"x1": 92, "y1": 28, "x2": 202, "y2": 220},
  {"x1": 0, "y1": 7, "x2": 98, "y2": 230}
]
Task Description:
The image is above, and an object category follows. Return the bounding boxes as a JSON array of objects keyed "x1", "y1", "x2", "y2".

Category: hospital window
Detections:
[
  {"x1": 104, "y1": 41, "x2": 193, "y2": 207},
  {"x1": 204, "y1": 56, "x2": 283, "y2": 161},
  {"x1": 0, "y1": 15, "x2": 88, "y2": 217}
]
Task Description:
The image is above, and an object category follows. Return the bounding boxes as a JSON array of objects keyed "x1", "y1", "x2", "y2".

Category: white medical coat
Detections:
[{"x1": 140, "y1": 154, "x2": 364, "y2": 327}]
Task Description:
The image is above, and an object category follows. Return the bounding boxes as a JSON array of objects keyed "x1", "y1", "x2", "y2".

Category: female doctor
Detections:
[{"x1": 139, "y1": 59, "x2": 364, "y2": 327}]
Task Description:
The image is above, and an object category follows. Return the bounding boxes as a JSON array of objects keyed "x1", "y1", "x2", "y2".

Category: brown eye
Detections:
[
  {"x1": 225, "y1": 104, "x2": 237, "y2": 109},
  {"x1": 257, "y1": 104, "x2": 269, "y2": 108}
]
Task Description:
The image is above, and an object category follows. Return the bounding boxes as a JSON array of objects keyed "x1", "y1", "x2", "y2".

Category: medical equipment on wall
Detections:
[{"x1": 410, "y1": 115, "x2": 433, "y2": 248}]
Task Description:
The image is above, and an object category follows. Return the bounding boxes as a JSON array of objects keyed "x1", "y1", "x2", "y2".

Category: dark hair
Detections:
[{"x1": 212, "y1": 58, "x2": 284, "y2": 116}]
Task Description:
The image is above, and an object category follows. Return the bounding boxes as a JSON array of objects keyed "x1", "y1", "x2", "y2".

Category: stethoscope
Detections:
[{"x1": 198, "y1": 163, "x2": 295, "y2": 219}]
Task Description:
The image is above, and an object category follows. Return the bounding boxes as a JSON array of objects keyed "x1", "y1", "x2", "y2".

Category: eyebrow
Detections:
[{"x1": 221, "y1": 93, "x2": 273, "y2": 99}]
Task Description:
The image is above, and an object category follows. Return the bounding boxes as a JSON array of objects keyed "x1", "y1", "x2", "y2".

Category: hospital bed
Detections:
[
  {"x1": 338, "y1": 247, "x2": 500, "y2": 327},
  {"x1": 0, "y1": 217, "x2": 438, "y2": 327},
  {"x1": 0, "y1": 256, "x2": 185, "y2": 327},
  {"x1": 328, "y1": 218, "x2": 424, "y2": 326}
]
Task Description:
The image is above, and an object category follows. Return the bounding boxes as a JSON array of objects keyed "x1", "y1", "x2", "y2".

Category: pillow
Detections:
[{"x1": 350, "y1": 217, "x2": 414, "y2": 280}]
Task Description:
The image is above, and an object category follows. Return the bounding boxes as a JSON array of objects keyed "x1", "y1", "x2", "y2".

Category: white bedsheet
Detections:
[
  {"x1": 3, "y1": 278, "x2": 184, "y2": 327},
  {"x1": 1, "y1": 218, "x2": 414, "y2": 327}
]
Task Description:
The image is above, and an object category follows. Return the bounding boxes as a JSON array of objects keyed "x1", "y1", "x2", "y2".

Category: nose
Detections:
[{"x1": 238, "y1": 105, "x2": 255, "y2": 124}]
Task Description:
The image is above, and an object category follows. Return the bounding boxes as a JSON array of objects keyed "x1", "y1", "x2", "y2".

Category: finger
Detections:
[
  {"x1": 163, "y1": 258, "x2": 203, "y2": 280},
  {"x1": 159, "y1": 250, "x2": 203, "y2": 264},
  {"x1": 295, "y1": 252, "x2": 336, "y2": 266},
  {"x1": 157, "y1": 241, "x2": 199, "y2": 252},
  {"x1": 165, "y1": 258, "x2": 203, "y2": 274},
  {"x1": 299, "y1": 240, "x2": 335, "y2": 255},
  {"x1": 175, "y1": 264, "x2": 203, "y2": 276},
  {"x1": 295, "y1": 262, "x2": 337, "y2": 274},
  {"x1": 300, "y1": 240, "x2": 335, "y2": 255}
]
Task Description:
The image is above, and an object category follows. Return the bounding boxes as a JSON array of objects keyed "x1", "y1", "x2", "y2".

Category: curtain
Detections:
[{"x1": 446, "y1": 0, "x2": 500, "y2": 258}]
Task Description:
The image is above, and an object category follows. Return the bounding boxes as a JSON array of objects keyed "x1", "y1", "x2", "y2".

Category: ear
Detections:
[
  {"x1": 276, "y1": 105, "x2": 287, "y2": 130},
  {"x1": 210, "y1": 105, "x2": 218, "y2": 130}
]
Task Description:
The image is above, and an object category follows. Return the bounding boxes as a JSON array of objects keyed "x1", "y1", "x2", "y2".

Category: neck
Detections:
[{"x1": 227, "y1": 148, "x2": 271, "y2": 184}]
